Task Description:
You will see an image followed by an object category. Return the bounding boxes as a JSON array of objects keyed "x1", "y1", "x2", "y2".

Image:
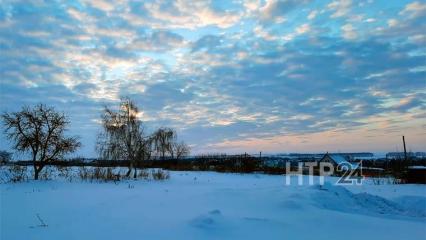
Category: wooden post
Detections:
[{"x1": 403, "y1": 136, "x2": 407, "y2": 161}]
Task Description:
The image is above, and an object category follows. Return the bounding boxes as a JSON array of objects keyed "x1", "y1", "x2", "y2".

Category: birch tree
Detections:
[{"x1": 97, "y1": 98, "x2": 150, "y2": 177}]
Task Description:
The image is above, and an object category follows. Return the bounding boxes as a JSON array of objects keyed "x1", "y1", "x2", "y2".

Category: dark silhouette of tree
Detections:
[
  {"x1": 171, "y1": 141, "x2": 190, "y2": 160},
  {"x1": 152, "y1": 127, "x2": 175, "y2": 160},
  {"x1": 1, "y1": 104, "x2": 80, "y2": 179},
  {"x1": 97, "y1": 98, "x2": 150, "y2": 177}
]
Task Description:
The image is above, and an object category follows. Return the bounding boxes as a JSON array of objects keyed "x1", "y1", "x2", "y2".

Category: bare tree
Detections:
[
  {"x1": 1, "y1": 104, "x2": 80, "y2": 180},
  {"x1": 172, "y1": 141, "x2": 190, "y2": 160},
  {"x1": 152, "y1": 127, "x2": 176, "y2": 160},
  {"x1": 97, "y1": 98, "x2": 150, "y2": 177}
]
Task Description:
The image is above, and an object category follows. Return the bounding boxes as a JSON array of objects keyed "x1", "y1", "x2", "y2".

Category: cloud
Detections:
[
  {"x1": 374, "y1": 2, "x2": 426, "y2": 45},
  {"x1": 191, "y1": 35, "x2": 223, "y2": 52},
  {"x1": 388, "y1": 93, "x2": 425, "y2": 113},
  {"x1": 328, "y1": 0, "x2": 352, "y2": 18},
  {"x1": 254, "y1": 26, "x2": 279, "y2": 41},
  {"x1": 341, "y1": 24, "x2": 357, "y2": 40},
  {"x1": 307, "y1": 10, "x2": 318, "y2": 20},
  {"x1": 1, "y1": 0, "x2": 425, "y2": 155},
  {"x1": 259, "y1": 0, "x2": 311, "y2": 22},
  {"x1": 296, "y1": 24, "x2": 311, "y2": 34},
  {"x1": 86, "y1": 0, "x2": 116, "y2": 12},
  {"x1": 129, "y1": 30, "x2": 185, "y2": 52},
  {"x1": 387, "y1": 19, "x2": 398, "y2": 27},
  {"x1": 141, "y1": 0, "x2": 242, "y2": 29},
  {"x1": 400, "y1": 1, "x2": 426, "y2": 19}
]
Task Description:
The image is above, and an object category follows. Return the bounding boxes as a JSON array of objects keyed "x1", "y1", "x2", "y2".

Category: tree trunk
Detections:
[
  {"x1": 33, "y1": 154, "x2": 39, "y2": 180},
  {"x1": 133, "y1": 166, "x2": 137, "y2": 179},
  {"x1": 34, "y1": 165, "x2": 43, "y2": 180},
  {"x1": 34, "y1": 167, "x2": 39, "y2": 180},
  {"x1": 126, "y1": 161, "x2": 133, "y2": 177}
]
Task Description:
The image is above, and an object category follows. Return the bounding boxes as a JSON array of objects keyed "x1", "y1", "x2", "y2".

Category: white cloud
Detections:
[
  {"x1": 328, "y1": 0, "x2": 352, "y2": 18},
  {"x1": 143, "y1": 1, "x2": 241, "y2": 29},
  {"x1": 387, "y1": 19, "x2": 398, "y2": 27},
  {"x1": 408, "y1": 34, "x2": 426, "y2": 44},
  {"x1": 244, "y1": 0, "x2": 262, "y2": 12},
  {"x1": 254, "y1": 26, "x2": 278, "y2": 41},
  {"x1": 296, "y1": 23, "x2": 311, "y2": 34},
  {"x1": 86, "y1": 0, "x2": 116, "y2": 12},
  {"x1": 400, "y1": 1, "x2": 426, "y2": 18},
  {"x1": 307, "y1": 10, "x2": 318, "y2": 20},
  {"x1": 341, "y1": 24, "x2": 357, "y2": 40},
  {"x1": 348, "y1": 14, "x2": 364, "y2": 22}
]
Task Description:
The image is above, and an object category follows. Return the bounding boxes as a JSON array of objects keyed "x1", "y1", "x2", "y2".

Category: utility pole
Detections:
[{"x1": 402, "y1": 136, "x2": 407, "y2": 161}]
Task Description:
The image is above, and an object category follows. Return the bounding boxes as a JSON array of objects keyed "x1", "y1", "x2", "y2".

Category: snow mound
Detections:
[
  {"x1": 190, "y1": 209, "x2": 223, "y2": 229},
  {"x1": 393, "y1": 196, "x2": 426, "y2": 217},
  {"x1": 312, "y1": 182, "x2": 426, "y2": 219}
]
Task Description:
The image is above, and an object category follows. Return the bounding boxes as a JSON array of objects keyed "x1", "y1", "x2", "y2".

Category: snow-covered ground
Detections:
[{"x1": 1, "y1": 170, "x2": 426, "y2": 240}]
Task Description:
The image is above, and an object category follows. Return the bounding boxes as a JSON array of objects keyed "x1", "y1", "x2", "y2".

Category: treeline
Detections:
[
  {"x1": 5, "y1": 152, "x2": 426, "y2": 181},
  {"x1": 12, "y1": 155, "x2": 263, "y2": 173},
  {"x1": 361, "y1": 157, "x2": 426, "y2": 179}
]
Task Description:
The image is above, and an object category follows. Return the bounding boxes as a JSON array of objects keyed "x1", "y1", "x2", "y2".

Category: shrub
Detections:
[
  {"x1": 78, "y1": 166, "x2": 90, "y2": 180},
  {"x1": 151, "y1": 169, "x2": 170, "y2": 180},
  {"x1": 137, "y1": 169, "x2": 150, "y2": 180},
  {"x1": 39, "y1": 167, "x2": 54, "y2": 180},
  {"x1": 56, "y1": 165, "x2": 70, "y2": 179},
  {"x1": 78, "y1": 167, "x2": 120, "y2": 182},
  {"x1": 76, "y1": 167, "x2": 169, "y2": 182},
  {"x1": 2, "y1": 165, "x2": 28, "y2": 183},
  {"x1": 92, "y1": 167, "x2": 104, "y2": 180}
]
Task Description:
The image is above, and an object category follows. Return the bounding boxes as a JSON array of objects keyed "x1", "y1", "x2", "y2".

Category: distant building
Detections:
[
  {"x1": 319, "y1": 153, "x2": 365, "y2": 177},
  {"x1": 344, "y1": 152, "x2": 375, "y2": 160},
  {"x1": 319, "y1": 153, "x2": 360, "y2": 169},
  {"x1": 274, "y1": 152, "x2": 375, "y2": 162},
  {"x1": 386, "y1": 152, "x2": 426, "y2": 159},
  {"x1": 288, "y1": 153, "x2": 324, "y2": 160}
]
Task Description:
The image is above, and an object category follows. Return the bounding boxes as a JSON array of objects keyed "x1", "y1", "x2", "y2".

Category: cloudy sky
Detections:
[{"x1": 0, "y1": 0, "x2": 425, "y2": 157}]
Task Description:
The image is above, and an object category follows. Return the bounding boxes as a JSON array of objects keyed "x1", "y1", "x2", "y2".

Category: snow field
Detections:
[{"x1": 1, "y1": 170, "x2": 425, "y2": 240}]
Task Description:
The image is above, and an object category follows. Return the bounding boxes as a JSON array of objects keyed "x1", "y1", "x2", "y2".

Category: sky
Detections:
[{"x1": 0, "y1": 0, "x2": 425, "y2": 157}]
